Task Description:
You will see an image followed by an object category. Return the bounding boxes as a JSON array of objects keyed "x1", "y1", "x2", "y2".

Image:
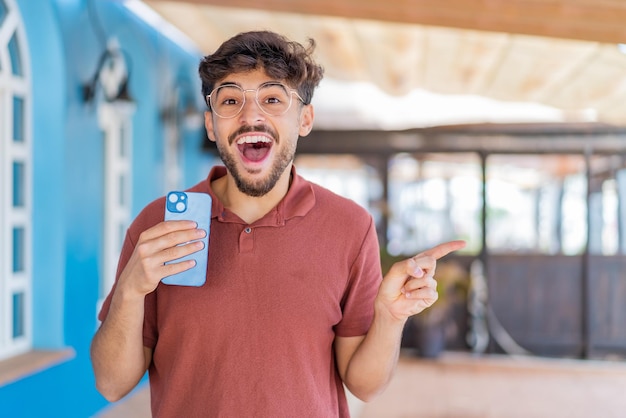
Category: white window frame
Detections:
[
  {"x1": 98, "y1": 101, "x2": 135, "y2": 309},
  {"x1": 0, "y1": 0, "x2": 32, "y2": 361},
  {"x1": 163, "y1": 92, "x2": 183, "y2": 194}
]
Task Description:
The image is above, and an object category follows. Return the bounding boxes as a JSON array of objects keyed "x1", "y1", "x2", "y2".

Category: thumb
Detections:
[{"x1": 382, "y1": 257, "x2": 423, "y2": 291}]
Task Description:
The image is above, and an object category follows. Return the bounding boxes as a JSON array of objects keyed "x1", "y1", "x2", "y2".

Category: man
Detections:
[{"x1": 91, "y1": 30, "x2": 465, "y2": 417}]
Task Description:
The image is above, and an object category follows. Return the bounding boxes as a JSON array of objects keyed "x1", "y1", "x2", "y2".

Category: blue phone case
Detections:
[{"x1": 162, "y1": 191, "x2": 211, "y2": 286}]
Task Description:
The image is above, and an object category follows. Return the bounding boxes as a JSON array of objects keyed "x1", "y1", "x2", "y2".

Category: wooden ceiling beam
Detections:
[
  {"x1": 297, "y1": 123, "x2": 626, "y2": 155},
  {"x1": 149, "y1": 0, "x2": 626, "y2": 44}
]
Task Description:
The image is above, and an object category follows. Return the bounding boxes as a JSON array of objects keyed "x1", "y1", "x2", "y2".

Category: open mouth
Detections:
[{"x1": 236, "y1": 135, "x2": 272, "y2": 163}]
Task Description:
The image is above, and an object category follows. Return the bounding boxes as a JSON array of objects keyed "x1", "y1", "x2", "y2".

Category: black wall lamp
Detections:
[{"x1": 82, "y1": 38, "x2": 134, "y2": 103}]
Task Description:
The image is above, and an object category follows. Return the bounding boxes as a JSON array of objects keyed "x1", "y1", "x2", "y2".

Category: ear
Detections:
[
  {"x1": 298, "y1": 105, "x2": 315, "y2": 137},
  {"x1": 204, "y1": 111, "x2": 216, "y2": 142}
]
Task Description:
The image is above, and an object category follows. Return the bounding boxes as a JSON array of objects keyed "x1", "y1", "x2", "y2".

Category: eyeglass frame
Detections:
[{"x1": 205, "y1": 81, "x2": 306, "y2": 119}]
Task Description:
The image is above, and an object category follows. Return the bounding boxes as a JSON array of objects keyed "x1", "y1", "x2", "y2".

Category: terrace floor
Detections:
[{"x1": 95, "y1": 350, "x2": 626, "y2": 418}]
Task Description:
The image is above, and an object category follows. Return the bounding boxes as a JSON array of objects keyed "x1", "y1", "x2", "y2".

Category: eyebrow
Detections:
[
  {"x1": 216, "y1": 81, "x2": 242, "y2": 88},
  {"x1": 216, "y1": 80, "x2": 284, "y2": 89}
]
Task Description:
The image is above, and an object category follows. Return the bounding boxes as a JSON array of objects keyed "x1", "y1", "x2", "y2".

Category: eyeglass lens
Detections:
[{"x1": 210, "y1": 83, "x2": 293, "y2": 118}]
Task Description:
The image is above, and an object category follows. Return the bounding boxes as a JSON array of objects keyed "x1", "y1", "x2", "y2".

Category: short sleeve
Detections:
[{"x1": 334, "y1": 216, "x2": 382, "y2": 337}]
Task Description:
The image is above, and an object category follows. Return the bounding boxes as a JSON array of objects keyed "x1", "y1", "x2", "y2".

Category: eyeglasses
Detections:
[{"x1": 206, "y1": 82, "x2": 305, "y2": 119}]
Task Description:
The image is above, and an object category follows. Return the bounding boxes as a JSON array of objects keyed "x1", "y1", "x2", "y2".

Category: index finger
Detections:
[
  {"x1": 420, "y1": 240, "x2": 466, "y2": 260},
  {"x1": 140, "y1": 220, "x2": 198, "y2": 242}
]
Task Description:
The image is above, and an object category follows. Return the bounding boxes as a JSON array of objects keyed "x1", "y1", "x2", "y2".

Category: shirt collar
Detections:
[{"x1": 205, "y1": 165, "x2": 316, "y2": 226}]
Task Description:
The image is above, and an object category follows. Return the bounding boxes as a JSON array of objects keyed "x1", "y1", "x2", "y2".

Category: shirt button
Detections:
[{"x1": 244, "y1": 227, "x2": 252, "y2": 234}]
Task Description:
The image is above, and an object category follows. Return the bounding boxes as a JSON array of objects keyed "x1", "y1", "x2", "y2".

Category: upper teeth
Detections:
[{"x1": 237, "y1": 136, "x2": 271, "y2": 145}]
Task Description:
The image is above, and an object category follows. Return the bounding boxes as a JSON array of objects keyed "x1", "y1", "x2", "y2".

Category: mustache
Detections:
[{"x1": 228, "y1": 125, "x2": 277, "y2": 145}]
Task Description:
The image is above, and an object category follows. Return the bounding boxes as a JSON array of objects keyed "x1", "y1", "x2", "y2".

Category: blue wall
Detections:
[{"x1": 0, "y1": 1, "x2": 212, "y2": 416}]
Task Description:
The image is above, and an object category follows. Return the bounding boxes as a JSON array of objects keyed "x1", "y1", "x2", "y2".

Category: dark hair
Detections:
[{"x1": 198, "y1": 31, "x2": 324, "y2": 108}]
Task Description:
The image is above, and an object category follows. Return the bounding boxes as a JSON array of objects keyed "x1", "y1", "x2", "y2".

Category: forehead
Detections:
[{"x1": 218, "y1": 69, "x2": 282, "y2": 88}]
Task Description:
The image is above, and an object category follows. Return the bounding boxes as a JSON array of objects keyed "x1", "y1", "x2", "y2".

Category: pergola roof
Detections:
[{"x1": 144, "y1": 0, "x2": 626, "y2": 129}]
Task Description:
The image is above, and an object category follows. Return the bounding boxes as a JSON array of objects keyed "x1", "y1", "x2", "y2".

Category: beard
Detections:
[{"x1": 214, "y1": 125, "x2": 297, "y2": 197}]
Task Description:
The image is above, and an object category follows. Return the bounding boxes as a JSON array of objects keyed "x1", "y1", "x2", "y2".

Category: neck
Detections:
[{"x1": 213, "y1": 165, "x2": 292, "y2": 224}]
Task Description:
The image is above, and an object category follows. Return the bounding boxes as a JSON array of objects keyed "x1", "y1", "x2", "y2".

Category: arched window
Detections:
[{"x1": 0, "y1": 0, "x2": 32, "y2": 360}]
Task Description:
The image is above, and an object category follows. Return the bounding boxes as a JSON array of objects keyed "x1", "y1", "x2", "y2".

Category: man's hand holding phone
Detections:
[{"x1": 115, "y1": 221, "x2": 207, "y2": 297}]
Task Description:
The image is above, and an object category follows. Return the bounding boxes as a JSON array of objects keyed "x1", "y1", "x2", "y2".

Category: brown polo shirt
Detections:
[{"x1": 100, "y1": 165, "x2": 382, "y2": 417}]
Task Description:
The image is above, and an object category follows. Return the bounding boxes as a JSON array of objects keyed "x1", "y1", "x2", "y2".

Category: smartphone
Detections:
[{"x1": 162, "y1": 191, "x2": 211, "y2": 286}]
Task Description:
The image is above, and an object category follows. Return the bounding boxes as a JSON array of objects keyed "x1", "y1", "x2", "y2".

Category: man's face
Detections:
[{"x1": 204, "y1": 69, "x2": 314, "y2": 197}]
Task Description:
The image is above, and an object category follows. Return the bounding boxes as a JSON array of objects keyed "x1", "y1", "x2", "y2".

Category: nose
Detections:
[{"x1": 238, "y1": 89, "x2": 266, "y2": 122}]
